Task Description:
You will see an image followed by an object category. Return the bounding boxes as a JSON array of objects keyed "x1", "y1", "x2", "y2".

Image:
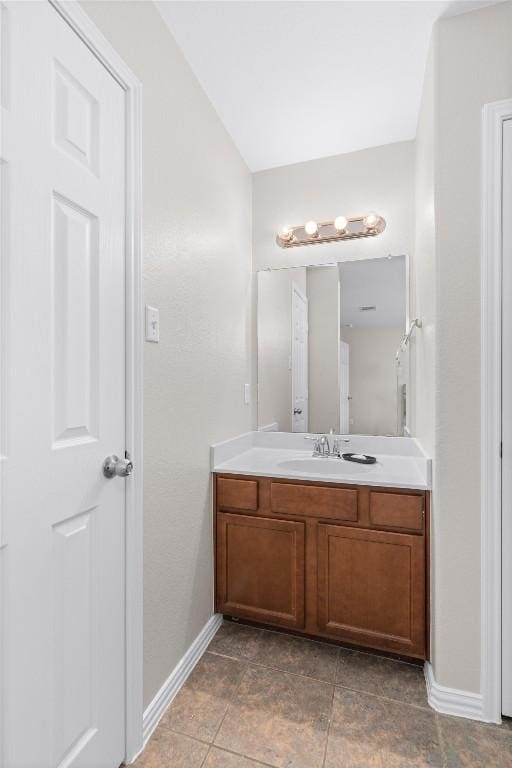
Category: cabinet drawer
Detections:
[
  {"x1": 270, "y1": 481, "x2": 358, "y2": 522},
  {"x1": 369, "y1": 491, "x2": 424, "y2": 532},
  {"x1": 217, "y1": 477, "x2": 258, "y2": 511}
]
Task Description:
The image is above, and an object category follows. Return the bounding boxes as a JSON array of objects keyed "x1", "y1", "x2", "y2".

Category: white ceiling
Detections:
[
  {"x1": 156, "y1": 1, "x2": 500, "y2": 171},
  {"x1": 338, "y1": 255, "x2": 406, "y2": 328}
]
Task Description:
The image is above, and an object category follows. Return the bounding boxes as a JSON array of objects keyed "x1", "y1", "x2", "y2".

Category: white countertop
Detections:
[{"x1": 211, "y1": 431, "x2": 431, "y2": 491}]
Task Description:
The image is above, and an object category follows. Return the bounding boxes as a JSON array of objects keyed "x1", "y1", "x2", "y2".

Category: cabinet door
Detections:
[
  {"x1": 317, "y1": 524, "x2": 425, "y2": 657},
  {"x1": 217, "y1": 513, "x2": 305, "y2": 629}
]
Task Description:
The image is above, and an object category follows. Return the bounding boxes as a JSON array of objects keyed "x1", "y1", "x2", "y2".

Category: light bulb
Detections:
[
  {"x1": 304, "y1": 220, "x2": 318, "y2": 237},
  {"x1": 279, "y1": 226, "x2": 293, "y2": 242},
  {"x1": 364, "y1": 212, "x2": 380, "y2": 230},
  {"x1": 334, "y1": 215, "x2": 348, "y2": 233}
]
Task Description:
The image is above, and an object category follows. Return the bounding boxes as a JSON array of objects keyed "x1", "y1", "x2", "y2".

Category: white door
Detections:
[
  {"x1": 339, "y1": 341, "x2": 350, "y2": 434},
  {"x1": 502, "y1": 117, "x2": 512, "y2": 717},
  {"x1": 291, "y1": 284, "x2": 308, "y2": 432},
  {"x1": 2, "y1": 2, "x2": 127, "y2": 766}
]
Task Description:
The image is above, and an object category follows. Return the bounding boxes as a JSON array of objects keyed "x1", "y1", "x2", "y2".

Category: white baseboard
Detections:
[
  {"x1": 424, "y1": 662, "x2": 487, "y2": 722},
  {"x1": 142, "y1": 613, "x2": 223, "y2": 747}
]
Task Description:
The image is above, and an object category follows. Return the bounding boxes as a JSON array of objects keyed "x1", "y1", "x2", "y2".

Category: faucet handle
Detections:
[
  {"x1": 304, "y1": 434, "x2": 332, "y2": 456},
  {"x1": 304, "y1": 435, "x2": 325, "y2": 456},
  {"x1": 333, "y1": 437, "x2": 350, "y2": 456}
]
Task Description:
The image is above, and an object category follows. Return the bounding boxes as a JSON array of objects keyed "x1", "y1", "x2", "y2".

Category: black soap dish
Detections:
[{"x1": 342, "y1": 453, "x2": 377, "y2": 465}]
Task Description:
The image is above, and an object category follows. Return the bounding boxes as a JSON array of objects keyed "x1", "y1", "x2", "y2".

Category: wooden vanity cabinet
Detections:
[
  {"x1": 214, "y1": 474, "x2": 429, "y2": 660},
  {"x1": 316, "y1": 524, "x2": 425, "y2": 657},
  {"x1": 216, "y1": 512, "x2": 305, "y2": 628}
]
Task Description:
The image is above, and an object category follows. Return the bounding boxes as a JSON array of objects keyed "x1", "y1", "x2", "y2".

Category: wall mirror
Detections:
[{"x1": 257, "y1": 255, "x2": 409, "y2": 436}]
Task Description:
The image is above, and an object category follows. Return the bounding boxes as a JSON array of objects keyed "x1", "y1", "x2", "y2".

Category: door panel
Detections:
[
  {"x1": 317, "y1": 524, "x2": 425, "y2": 657},
  {"x1": 53, "y1": 508, "x2": 98, "y2": 768},
  {"x1": 52, "y1": 193, "x2": 100, "y2": 446},
  {"x1": 217, "y1": 512, "x2": 305, "y2": 628},
  {"x1": 2, "y1": 3, "x2": 126, "y2": 766}
]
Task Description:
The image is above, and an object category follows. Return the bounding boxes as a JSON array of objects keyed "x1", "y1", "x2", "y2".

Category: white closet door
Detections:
[{"x1": 2, "y1": 2, "x2": 127, "y2": 765}]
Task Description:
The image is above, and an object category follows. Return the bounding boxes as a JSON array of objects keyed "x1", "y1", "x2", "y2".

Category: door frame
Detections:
[
  {"x1": 49, "y1": 1, "x2": 144, "y2": 759},
  {"x1": 481, "y1": 98, "x2": 512, "y2": 723},
  {"x1": 290, "y1": 281, "x2": 308, "y2": 432},
  {"x1": 339, "y1": 339, "x2": 349, "y2": 434}
]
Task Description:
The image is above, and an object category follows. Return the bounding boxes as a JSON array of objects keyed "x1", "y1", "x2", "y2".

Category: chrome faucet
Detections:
[
  {"x1": 304, "y1": 433, "x2": 350, "y2": 457},
  {"x1": 313, "y1": 435, "x2": 330, "y2": 456}
]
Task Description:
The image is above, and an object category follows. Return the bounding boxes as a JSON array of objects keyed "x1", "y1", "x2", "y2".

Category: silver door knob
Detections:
[
  {"x1": 294, "y1": 408, "x2": 303, "y2": 415},
  {"x1": 103, "y1": 454, "x2": 133, "y2": 479}
]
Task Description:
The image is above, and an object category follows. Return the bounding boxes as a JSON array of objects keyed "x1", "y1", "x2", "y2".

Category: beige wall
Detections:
[
  {"x1": 253, "y1": 141, "x2": 415, "y2": 272},
  {"x1": 416, "y1": 1, "x2": 512, "y2": 694},
  {"x1": 257, "y1": 268, "x2": 306, "y2": 431},
  {"x1": 340, "y1": 327, "x2": 403, "y2": 436},
  {"x1": 81, "y1": 1, "x2": 253, "y2": 707},
  {"x1": 307, "y1": 267, "x2": 340, "y2": 433},
  {"x1": 435, "y1": 0, "x2": 512, "y2": 693}
]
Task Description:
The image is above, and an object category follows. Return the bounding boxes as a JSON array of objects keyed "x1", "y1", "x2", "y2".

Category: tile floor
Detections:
[{"x1": 135, "y1": 621, "x2": 512, "y2": 768}]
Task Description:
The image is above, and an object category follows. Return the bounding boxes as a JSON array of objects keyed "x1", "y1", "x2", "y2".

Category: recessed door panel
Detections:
[
  {"x1": 53, "y1": 508, "x2": 98, "y2": 768},
  {"x1": 317, "y1": 524, "x2": 425, "y2": 657},
  {"x1": 52, "y1": 194, "x2": 99, "y2": 448},
  {"x1": 54, "y1": 60, "x2": 99, "y2": 173},
  {"x1": 217, "y1": 512, "x2": 305, "y2": 628}
]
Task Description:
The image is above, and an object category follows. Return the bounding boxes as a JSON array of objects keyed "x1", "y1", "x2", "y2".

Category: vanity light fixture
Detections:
[
  {"x1": 334, "y1": 215, "x2": 348, "y2": 233},
  {"x1": 363, "y1": 211, "x2": 380, "y2": 230},
  {"x1": 276, "y1": 212, "x2": 386, "y2": 248}
]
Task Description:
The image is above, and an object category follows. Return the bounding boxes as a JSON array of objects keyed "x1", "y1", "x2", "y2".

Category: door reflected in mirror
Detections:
[{"x1": 257, "y1": 255, "x2": 409, "y2": 436}]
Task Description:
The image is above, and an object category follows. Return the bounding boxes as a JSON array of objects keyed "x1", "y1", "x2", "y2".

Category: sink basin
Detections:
[{"x1": 277, "y1": 458, "x2": 375, "y2": 475}]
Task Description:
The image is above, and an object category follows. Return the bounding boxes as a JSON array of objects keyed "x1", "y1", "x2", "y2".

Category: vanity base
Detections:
[{"x1": 214, "y1": 473, "x2": 430, "y2": 661}]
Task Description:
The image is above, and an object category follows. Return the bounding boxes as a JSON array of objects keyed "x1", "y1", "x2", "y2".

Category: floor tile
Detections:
[
  {"x1": 204, "y1": 746, "x2": 271, "y2": 767},
  {"x1": 250, "y1": 629, "x2": 339, "y2": 682},
  {"x1": 215, "y1": 664, "x2": 333, "y2": 768},
  {"x1": 439, "y1": 714, "x2": 512, "y2": 767},
  {"x1": 324, "y1": 686, "x2": 443, "y2": 767},
  {"x1": 160, "y1": 652, "x2": 246, "y2": 742},
  {"x1": 336, "y1": 649, "x2": 428, "y2": 708},
  {"x1": 208, "y1": 621, "x2": 264, "y2": 661},
  {"x1": 134, "y1": 727, "x2": 208, "y2": 767}
]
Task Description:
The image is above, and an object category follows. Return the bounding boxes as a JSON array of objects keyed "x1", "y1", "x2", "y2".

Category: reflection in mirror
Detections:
[{"x1": 257, "y1": 255, "x2": 408, "y2": 436}]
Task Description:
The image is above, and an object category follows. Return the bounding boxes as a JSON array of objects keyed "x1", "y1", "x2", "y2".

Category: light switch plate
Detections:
[
  {"x1": 244, "y1": 383, "x2": 251, "y2": 405},
  {"x1": 145, "y1": 305, "x2": 160, "y2": 343}
]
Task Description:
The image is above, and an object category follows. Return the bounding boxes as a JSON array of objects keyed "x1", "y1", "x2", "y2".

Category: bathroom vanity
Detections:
[{"x1": 211, "y1": 432, "x2": 431, "y2": 661}]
